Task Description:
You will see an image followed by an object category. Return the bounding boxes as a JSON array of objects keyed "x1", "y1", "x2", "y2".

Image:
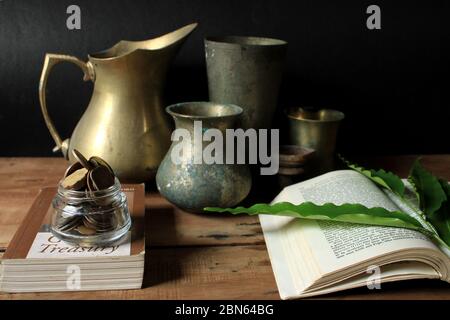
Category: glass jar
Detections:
[{"x1": 50, "y1": 178, "x2": 131, "y2": 246}]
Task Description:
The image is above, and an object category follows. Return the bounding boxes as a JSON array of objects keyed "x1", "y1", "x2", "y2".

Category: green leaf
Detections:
[
  {"x1": 426, "y1": 179, "x2": 450, "y2": 245},
  {"x1": 408, "y1": 159, "x2": 447, "y2": 217},
  {"x1": 407, "y1": 175, "x2": 421, "y2": 204},
  {"x1": 430, "y1": 204, "x2": 450, "y2": 245},
  {"x1": 408, "y1": 160, "x2": 450, "y2": 246},
  {"x1": 341, "y1": 157, "x2": 405, "y2": 196},
  {"x1": 205, "y1": 202, "x2": 450, "y2": 250},
  {"x1": 205, "y1": 202, "x2": 425, "y2": 231},
  {"x1": 439, "y1": 178, "x2": 450, "y2": 197}
]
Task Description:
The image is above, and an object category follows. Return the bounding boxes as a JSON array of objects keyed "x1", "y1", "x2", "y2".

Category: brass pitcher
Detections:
[{"x1": 39, "y1": 23, "x2": 198, "y2": 182}]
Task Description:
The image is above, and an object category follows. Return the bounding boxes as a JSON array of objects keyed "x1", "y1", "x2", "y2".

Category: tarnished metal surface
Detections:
[
  {"x1": 287, "y1": 107, "x2": 345, "y2": 173},
  {"x1": 156, "y1": 102, "x2": 252, "y2": 212},
  {"x1": 205, "y1": 36, "x2": 287, "y2": 129}
]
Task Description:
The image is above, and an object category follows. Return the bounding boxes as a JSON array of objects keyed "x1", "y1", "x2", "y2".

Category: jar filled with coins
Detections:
[{"x1": 50, "y1": 150, "x2": 131, "y2": 246}]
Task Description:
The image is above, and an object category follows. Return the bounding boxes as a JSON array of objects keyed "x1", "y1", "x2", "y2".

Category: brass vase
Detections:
[
  {"x1": 38, "y1": 23, "x2": 198, "y2": 182},
  {"x1": 156, "y1": 102, "x2": 252, "y2": 212}
]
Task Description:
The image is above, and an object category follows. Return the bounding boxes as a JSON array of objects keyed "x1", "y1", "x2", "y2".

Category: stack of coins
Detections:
[{"x1": 56, "y1": 149, "x2": 119, "y2": 236}]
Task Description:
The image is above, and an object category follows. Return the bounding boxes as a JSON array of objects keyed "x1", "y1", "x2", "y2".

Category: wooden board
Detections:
[
  {"x1": 1, "y1": 156, "x2": 450, "y2": 300},
  {"x1": 145, "y1": 194, "x2": 264, "y2": 247}
]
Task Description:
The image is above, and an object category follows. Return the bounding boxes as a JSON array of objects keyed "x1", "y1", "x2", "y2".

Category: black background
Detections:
[{"x1": 0, "y1": 0, "x2": 449, "y2": 156}]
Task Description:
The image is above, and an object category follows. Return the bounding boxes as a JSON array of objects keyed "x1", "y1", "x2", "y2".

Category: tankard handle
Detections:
[{"x1": 38, "y1": 53, "x2": 95, "y2": 158}]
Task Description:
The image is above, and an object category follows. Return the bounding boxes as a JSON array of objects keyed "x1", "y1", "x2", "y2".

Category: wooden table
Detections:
[{"x1": 0, "y1": 155, "x2": 449, "y2": 300}]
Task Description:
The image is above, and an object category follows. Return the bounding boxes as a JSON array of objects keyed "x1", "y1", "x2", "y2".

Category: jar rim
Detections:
[{"x1": 57, "y1": 178, "x2": 121, "y2": 200}]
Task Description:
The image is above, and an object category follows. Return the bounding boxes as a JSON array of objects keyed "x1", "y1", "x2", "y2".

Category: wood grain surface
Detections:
[{"x1": 0, "y1": 156, "x2": 449, "y2": 300}]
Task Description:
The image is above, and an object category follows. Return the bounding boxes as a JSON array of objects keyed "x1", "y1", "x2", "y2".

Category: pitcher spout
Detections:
[
  {"x1": 89, "y1": 23, "x2": 198, "y2": 60},
  {"x1": 135, "y1": 22, "x2": 198, "y2": 51}
]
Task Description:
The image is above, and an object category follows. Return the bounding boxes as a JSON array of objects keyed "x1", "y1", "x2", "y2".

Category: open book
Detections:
[{"x1": 259, "y1": 170, "x2": 450, "y2": 299}]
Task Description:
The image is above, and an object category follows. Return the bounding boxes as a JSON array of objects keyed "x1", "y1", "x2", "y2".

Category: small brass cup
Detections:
[{"x1": 286, "y1": 107, "x2": 345, "y2": 174}]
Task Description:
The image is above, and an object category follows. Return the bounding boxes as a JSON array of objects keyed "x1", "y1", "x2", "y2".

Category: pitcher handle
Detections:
[{"x1": 38, "y1": 53, "x2": 95, "y2": 158}]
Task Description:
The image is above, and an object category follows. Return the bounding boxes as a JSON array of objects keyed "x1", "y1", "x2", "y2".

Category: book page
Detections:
[
  {"x1": 298, "y1": 261, "x2": 440, "y2": 298},
  {"x1": 271, "y1": 170, "x2": 439, "y2": 274}
]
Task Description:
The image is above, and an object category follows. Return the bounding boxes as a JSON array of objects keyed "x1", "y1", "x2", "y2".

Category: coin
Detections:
[
  {"x1": 72, "y1": 149, "x2": 93, "y2": 170},
  {"x1": 57, "y1": 150, "x2": 122, "y2": 236},
  {"x1": 75, "y1": 225, "x2": 96, "y2": 236},
  {"x1": 84, "y1": 214, "x2": 115, "y2": 233},
  {"x1": 61, "y1": 168, "x2": 88, "y2": 190},
  {"x1": 63, "y1": 161, "x2": 83, "y2": 178},
  {"x1": 88, "y1": 156, "x2": 115, "y2": 176},
  {"x1": 57, "y1": 215, "x2": 82, "y2": 232},
  {"x1": 86, "y1": 170, "x2": 95, "y2": 192},
  {"x1": 89, "y1": 165, "x2": 115, "y2": 190}
]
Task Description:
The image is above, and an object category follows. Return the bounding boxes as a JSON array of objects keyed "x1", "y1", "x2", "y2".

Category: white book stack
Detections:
[{"x1": 0, "y1": 185, "x2": 146, "y2": 293}]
